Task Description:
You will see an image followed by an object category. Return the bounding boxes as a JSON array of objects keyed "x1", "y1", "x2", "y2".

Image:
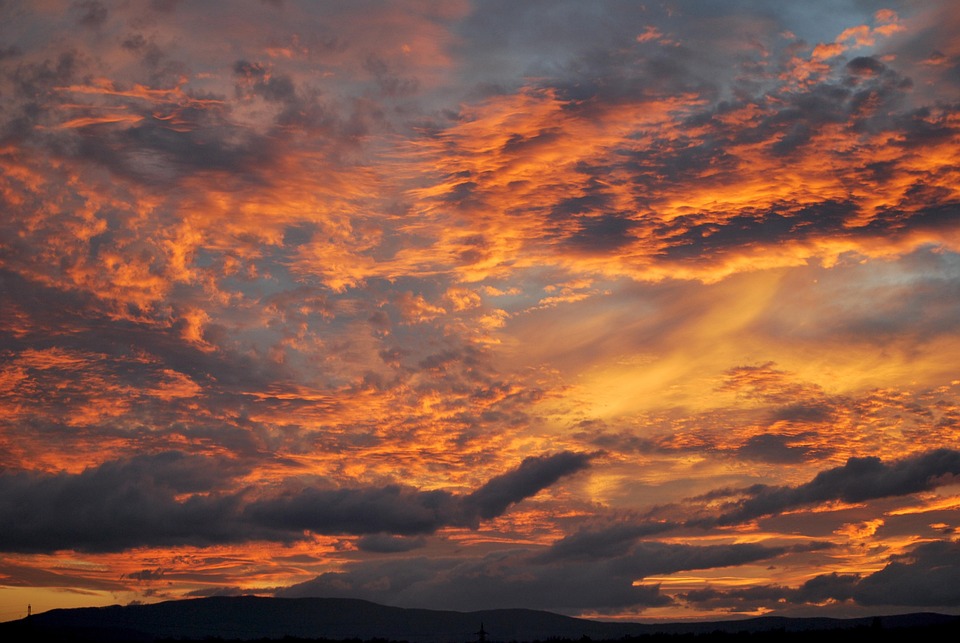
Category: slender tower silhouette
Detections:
[
  {"x1": 26, "y1": 604, "x2": 31, "y2": 618},
  {"x1": 476, "y1": 622, "x2": 487, "y2": 643}
]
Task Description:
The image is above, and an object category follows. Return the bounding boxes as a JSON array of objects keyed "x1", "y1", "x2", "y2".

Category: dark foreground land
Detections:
[{"x1": 2, "y1": 596, "x2": 958, "y2": 643}]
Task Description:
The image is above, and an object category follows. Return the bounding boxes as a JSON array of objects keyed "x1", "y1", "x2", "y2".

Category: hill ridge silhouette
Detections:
[{"x1": 2, "y1": 595, "x2": 958, "y2": 642}]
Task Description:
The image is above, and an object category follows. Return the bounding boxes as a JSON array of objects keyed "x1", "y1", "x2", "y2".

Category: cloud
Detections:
[
  {"x1": 1, "y1": 0, "x2": 960, "y2": 618},
  {"x1": 535, "y1": 520, "x2": 678, "y2": 562},
  {"x1": 356, "y1": 534, "x2": 427, "y2": 553},
  {"x1": 0, "y1": 559, "x2": 128, "y2": 592},
  {"x1": 0, "y1": 452, "x2": 250, "y2": 553},
  {"x1": 72, "y1": 1, "x2": 108, "y2": 28},
  {"x1": 123, "y1": 567, "x2": 166, "y2": 582},
  {"x1": 854, "y1": 539, "x2": 960, "y2": 606},
  {"x1": 243, "y1": 485, "x2": 461, "y2": 537},
  {"x1": 0, "y1": 451, "x2": 590, "y2": 553},
  {"x1": 276, "y1": 539, "x2": 806, "y2": 612},
  {"x1": 704, "y1": 449, "x2": 960, "y2": 526},
  {"x1": 735, "y1": 433, "x2": 833, "y2": 464},
  {"x1": 846, "y1": 55, "x2": 887, "y2": 77},
  {"x1": 276, "y1": 552, "x2": 671, "y2": 612},
  {"x1": 682, "y1": 539, "x2": 960, "y2": 610},
  {"x1": 682, "y1": 573, "x2": 864, "y2": 610},
  {"x1": 403, "y1": 10, "x2": 959, "y2": 288},
  {"x1": 460, "y1": 451, "x2": 593, "y2": 522},
  {"x1": 246, "y1": 451, "x2": 592, "y2": 535}
]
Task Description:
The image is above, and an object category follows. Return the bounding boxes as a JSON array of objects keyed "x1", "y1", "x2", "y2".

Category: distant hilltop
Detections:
[{"x1": 2, "y1": 595, "x2": 959, "y2": 642}]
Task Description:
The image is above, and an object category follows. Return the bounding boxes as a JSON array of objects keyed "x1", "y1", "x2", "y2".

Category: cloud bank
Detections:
[{"x1": 0, "y1": 451, "x2": 591, "y2": 553}]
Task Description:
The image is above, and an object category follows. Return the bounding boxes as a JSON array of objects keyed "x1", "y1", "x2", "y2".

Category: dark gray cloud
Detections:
[
  {"x1": 566, "y1": 214, "x2": 638, "y2": 253},
  {"x1": 648, "y1": 447, "x2": 960, "y2": 536},
  {"x1": 682, "y1": 540, "x2": 960, "y2": 610},
  {"x1": 847, "y1": 55, "x2": 887, "y2": 77},
  {"x1": 536, "y1": 520, "x2": 679, "y2": 562},
  {"x1": 0, "y1": 559, "x2": 128, "y2": 592},
  {"x1": 277, "y1": 552, "x2": 671, "y2": 611},
  {"x1": 123, "y1": 567, "x2": 166, "y2": 582},
  {"x1": 72, "y1": 1, "x2": 108, "y2": 28},
  {"x1": 234, "y1": 59, "x2": 297, "y2": 103},
  {"x1": 72, "y1": 109, "x2": 278, "y2": 186},
  {"x1": 735, "y1": 433, "x2": 833, "y2": 464},
  {"x1": 615, "y1": 540, "x2": 828, "y2": 579},
  {"x1": 688, "y1": 570, "x2": 863, "y2": 608},
  {"x1": 185, "y1": 586, "x2": 249, "y2": 598},
  {"x1": 681, "y1": 584, "x2": 788, "y2": 611},
  {"x1": 247, "y1": 451, "x2": 592, "y2": 535},
  {"x1": 243, "y1": 485, "x2": 460, "y2": 537},
  {"x1": 356, "y1": 534, "x2": 427, "y2": 553},
  {"x1": 276, "y1": 539, "x2": 814, "y2": 612},
  {"x1": 579, "y1": 428, "x2": 663, "y2": 455},
  {"x1": 854, "y1": 540, "x2": 960, "y2": 606},
  {"x1": 0, "y1": 450, "x2": 590, "y2": 553},
  {"x1": 460, "y1": 451, "x2": 593, "y2": 522},
  {"x1": 0, "y1": 452, "x2": 250, "y2": 553},
  {"x1": 771, "y1": 403, "x2": 835, "y2": 423},
  {"x1": 661, "y1": 200, "x2": 856, "y2": 261},
  {"x1": 796, "y1": 571, "x2": 861, "y2": 604},
  {"x1": 705, "y1": 449, "x2": 960, "y2": 526}
]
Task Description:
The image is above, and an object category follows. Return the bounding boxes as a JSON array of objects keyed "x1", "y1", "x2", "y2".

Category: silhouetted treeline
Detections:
[{"x1": 6, "y1": 618, "x2": 960, "y2": 643}]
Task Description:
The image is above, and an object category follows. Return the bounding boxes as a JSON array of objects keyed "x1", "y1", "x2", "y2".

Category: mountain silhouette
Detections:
[{"x1": 2, "y1": 596, "x2": 958, "y2": 642}]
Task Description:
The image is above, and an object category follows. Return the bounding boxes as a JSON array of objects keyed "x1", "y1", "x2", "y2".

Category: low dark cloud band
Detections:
[{"x1": 0, "y1": 451, "x2": 592, "y2": 553}]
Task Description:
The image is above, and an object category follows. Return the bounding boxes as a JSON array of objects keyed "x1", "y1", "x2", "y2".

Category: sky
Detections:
[{"x1": 1, "y1": 0, "x2": 960, "y2": 625}]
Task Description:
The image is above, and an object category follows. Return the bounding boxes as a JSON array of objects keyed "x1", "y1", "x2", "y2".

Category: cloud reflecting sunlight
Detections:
[{"x1": 1, "y1": 0, "x2": 960, "y2": 623}]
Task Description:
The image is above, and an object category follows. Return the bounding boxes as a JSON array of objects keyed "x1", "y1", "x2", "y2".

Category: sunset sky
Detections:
[{"x1": 2, "y1": 0, "x2": 960, "y2": 624}]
